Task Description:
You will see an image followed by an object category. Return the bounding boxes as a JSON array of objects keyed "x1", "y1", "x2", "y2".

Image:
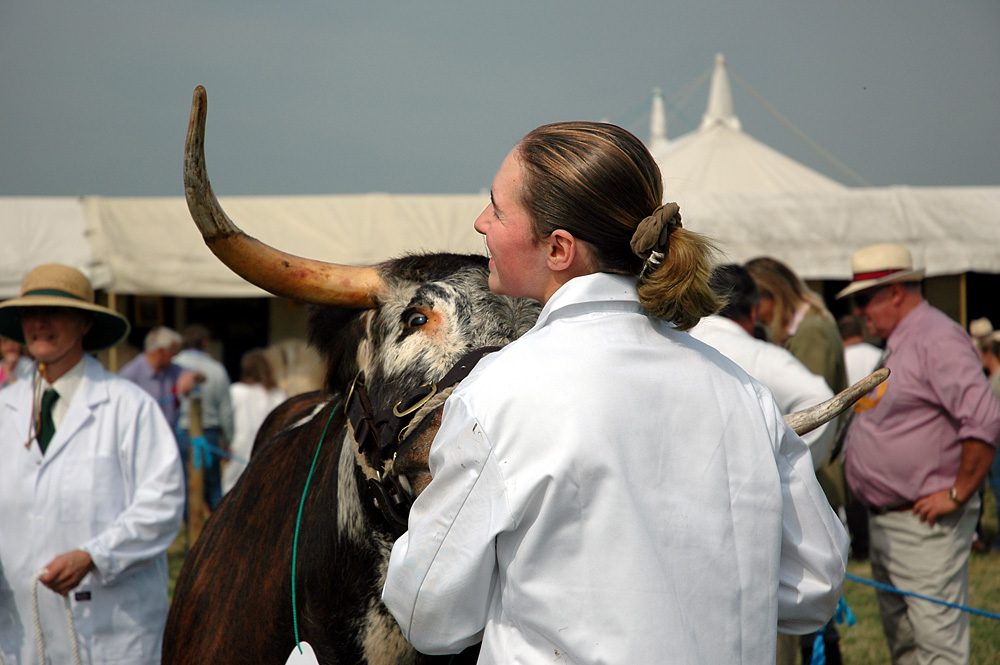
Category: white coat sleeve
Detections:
[
  {"x1": 773, "y1": 412, "x2": 849, "y2": 634},
  {"x1": 81, "y1": 394, "x2": 185, "y2": 582},
  {"x1": 382, "y1": 395, "x2": 514, "y2": 655},
  {"x1": 762, "y1": 350, "x2": 836, "y2": 470}
]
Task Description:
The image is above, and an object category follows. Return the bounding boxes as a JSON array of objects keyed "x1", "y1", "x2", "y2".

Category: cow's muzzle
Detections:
[{"x1": 346, "y1": 347, "x2": 500, "y2": 531}]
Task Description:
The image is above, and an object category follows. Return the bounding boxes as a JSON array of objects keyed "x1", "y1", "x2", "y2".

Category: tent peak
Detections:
[
  {"x1": 649, "y1": 88, "x2": 668, "y2": 154},
  {"x1": 700, "y1": 53, "x2": 741, "y2": 132}
]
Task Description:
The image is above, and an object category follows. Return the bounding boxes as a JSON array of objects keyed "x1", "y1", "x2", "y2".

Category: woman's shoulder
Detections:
[
  {"x1": 787, "y1": 311, "x2": 843, "y2": 355},
  {"x1": 230, "y1": 381, "x2": 252, "y2": 394},
  {"x1": 231, "y1": 381, "x2": 276, "y2": 401},
  {"x1": 797, "y1": 310, "x2": 840, "y2": 339}
]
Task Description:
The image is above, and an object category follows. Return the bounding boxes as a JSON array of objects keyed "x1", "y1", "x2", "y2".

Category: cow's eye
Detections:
[{"x1": 405, "y1": 310, "x2": 429, "y2": 328}]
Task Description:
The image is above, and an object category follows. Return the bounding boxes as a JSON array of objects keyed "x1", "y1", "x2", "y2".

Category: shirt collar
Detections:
[
  {"x1": 886, "y1": 299, "x2": 931, "y2": 348},
  {"x1": 44, "y1": 356, "x2": 85, "y2": 393},
  {"x1": 42, "y1": 356, "x2": 87, "y2": 428},
  {"x1": 533, "y1": 273, "x2": 642, "y2": 330}
]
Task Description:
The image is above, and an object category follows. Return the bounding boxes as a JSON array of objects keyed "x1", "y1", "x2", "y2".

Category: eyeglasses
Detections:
[{"x1": 851, "y1": 286, "x2": 887, "y2": 309}]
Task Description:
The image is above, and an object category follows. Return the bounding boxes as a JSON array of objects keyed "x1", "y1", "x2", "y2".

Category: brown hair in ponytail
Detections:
[{"x1": 516, "y1": 121, "x2": 720, "y2": 329}]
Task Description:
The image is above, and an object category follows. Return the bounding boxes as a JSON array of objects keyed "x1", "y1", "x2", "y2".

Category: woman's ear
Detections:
[
  {"x1": 545, "y1": 229, "x2": 575, "y2": 272},
  {"x1": 545, "y1": 229, "x2": 593, "y2": 274}
]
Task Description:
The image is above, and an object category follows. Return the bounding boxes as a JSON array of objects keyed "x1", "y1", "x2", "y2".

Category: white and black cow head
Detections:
[
  {"x1": 182, "y1": 85, "x2": 540, "y2": 523},
  {"x1": 308, "y1": 252, "x2": 539, "y2": 527}
]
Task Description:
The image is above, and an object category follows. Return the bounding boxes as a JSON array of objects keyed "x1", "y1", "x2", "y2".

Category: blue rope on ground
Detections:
[
  {"x1": 190, "y1": 435, "x2": 250, "y2": 468},
  {"x1": 846, "y1": 573, "x2": 1000, "y2": 621}
]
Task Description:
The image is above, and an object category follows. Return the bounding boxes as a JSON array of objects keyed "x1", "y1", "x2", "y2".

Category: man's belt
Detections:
[{"x1": 868, "y1": 501, "x2": 915, "y2": 515}]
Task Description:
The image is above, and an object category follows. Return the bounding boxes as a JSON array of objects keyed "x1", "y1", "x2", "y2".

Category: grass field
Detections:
[
  {"x1": 168, "y1": 492, "x2": 1000, "y2": 663},
  {"x1": 840, "y1": 490, "x2": 1000, "y2": 665}
]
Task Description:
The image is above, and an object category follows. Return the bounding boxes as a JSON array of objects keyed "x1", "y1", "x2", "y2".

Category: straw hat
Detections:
[
  {"x1": 0, "y1": 264, "x2": 130, "y2": 351},
  {"x1": 836, "y1": 243, "x2": 925, "y2": 299},
  {"x1": 969, "y1": 317, "x2": 993, "y2": 339}
]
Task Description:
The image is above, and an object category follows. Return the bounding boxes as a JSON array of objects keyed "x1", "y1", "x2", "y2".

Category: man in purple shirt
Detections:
[
  {"x1": 120, "y1": 326, "x2": 195, "y2": 431},
  {"x1": 838, "y1": 243, "x2": 1000, "y2": 665}
]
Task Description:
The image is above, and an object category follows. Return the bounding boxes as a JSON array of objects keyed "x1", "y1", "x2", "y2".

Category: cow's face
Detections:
[
  {"x1": 353, "y1": 254, "x2": 539, "y2": 495},
  {"x1": 363, "y1": 254, "x2": 538, "y2": 413}
]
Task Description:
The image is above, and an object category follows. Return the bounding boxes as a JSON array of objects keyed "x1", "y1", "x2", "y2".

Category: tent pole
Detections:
[
  {"x1": 959, "y1": 273, "x2": 967, "y2": 330},
  {"x1": 108, "y1": 292, "x2": 120, "y2": 372}
]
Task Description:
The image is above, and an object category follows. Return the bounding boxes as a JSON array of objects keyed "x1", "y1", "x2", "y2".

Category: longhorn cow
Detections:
[
  {"x1": 164, "y1": 87, "x2": 886, "y2": 665},
  {"x1": 163, "y1": 87, "x2": 538, "y2": 665}
]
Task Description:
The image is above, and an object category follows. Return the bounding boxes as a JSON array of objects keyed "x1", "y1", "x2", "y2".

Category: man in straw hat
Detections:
[
  {"x1": 0, "y1": 264, "x2": 184, "y2": 665},
  {"x1": 837, "y1": 244, "x2": 1000, "y2": 664}
]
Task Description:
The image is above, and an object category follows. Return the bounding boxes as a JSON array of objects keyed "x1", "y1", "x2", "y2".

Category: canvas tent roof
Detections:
[
  {"x1": 679, "y1": 186, "x2": 1000, "y2": 279},
  {"x1": 2, "y1": 54, "x2": 997, "y2": 299},
  {"x1": 2, "y1": 185, "x2": 998, "y2": 300},
  {"x1": 84, "y1": 194, "x2": 490, "y2": 297},
  {"x1": 650, "y1": 54, "x2": 847, "y2": 196},
  {"x1": 0, "y1": 197, "x2": 111, "y2": 299}
]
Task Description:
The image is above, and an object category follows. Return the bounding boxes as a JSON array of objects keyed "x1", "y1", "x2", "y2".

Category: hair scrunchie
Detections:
[{"x1": 630, "y1": 202, "x2": 683, "y2": 260}]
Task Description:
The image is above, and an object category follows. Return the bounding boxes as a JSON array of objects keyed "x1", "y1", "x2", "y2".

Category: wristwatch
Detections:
[{"x1": 948, "y1": 486, "x2": 963, "y2": 505}]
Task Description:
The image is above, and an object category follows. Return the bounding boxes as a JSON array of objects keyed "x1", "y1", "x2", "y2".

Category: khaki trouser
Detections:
[{"x1": 868, "y1": 497, "x2": 978, "y2": 665}]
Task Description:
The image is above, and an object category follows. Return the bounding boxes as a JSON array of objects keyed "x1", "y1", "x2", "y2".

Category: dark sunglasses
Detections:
[{"x1": 851, "y1": 287, "x2": 886, "y2": 309}]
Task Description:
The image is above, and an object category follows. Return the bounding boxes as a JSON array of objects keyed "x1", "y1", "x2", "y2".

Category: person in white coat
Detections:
[
  {"x1": 690, "y1": 264, "x2": 836, "y2": 469},
  {"x1": 382, "y1": 122, "x2": 848, "y2": 664},
  {"x1": 690, "y1": 263, "x2": 843, "y2": 665},
  {"x1": 221, "y1": 349, "x2": 286, "y2": 495},
  {"x1": 0, "y1": 264, "x2": 184, "y2": 665},
  {"x1": 838, "y1": 314, "x2": 883, "y2": 387}
]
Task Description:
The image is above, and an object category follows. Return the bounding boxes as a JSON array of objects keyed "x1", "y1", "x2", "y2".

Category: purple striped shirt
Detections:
[
  {"x1": 845, "y1": 300, "x2": 1000, "y2": 507},
  {"x1": 119, "y1": 353, "x2": 185, "y2": 430}
]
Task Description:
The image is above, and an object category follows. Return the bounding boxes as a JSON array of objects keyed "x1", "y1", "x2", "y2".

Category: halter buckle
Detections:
[{"x1": 393, "y1": 383, "x2": 437, "y2": 418}]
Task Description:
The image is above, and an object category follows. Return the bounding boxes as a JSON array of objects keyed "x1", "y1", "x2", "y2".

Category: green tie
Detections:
[{"x1": 37, "y1": 389, "x2": 59, "y2": 454}]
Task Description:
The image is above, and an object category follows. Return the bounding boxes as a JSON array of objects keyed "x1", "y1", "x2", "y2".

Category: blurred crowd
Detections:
[{"x1": 1, "y1": 248, "x2": 997, "y2": 665}]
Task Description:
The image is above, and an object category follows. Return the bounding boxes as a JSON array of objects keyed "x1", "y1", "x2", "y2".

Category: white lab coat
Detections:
[
  {"x1": 0, "y1": 356, "x2": 184, "y2": 665},
  {"x1": 690, "y1": 315, "x2": 837, "y2": 469},
  {"x1": 221, "y1": 383, "x2": 287, "y2": 494},
  {"x1": 383, "y1": 273, "x2": 849, "y2": 665}
]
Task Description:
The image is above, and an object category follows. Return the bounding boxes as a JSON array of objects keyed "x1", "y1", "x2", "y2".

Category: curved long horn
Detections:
[
  {"x1": 784, "y1": 368, "x2": 889, "y2": 436},
  {"x1": 184, "y1": 86, "x2": 380, "y2": 308}
]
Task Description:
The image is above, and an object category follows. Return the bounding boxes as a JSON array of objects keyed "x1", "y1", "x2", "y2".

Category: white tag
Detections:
[{"x1": 285, "y1": 641, "x2": 320, "y2": 665}]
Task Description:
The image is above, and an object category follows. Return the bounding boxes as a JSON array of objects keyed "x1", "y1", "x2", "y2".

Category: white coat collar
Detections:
[{"x1": 533, "y1": 273, "x2": 643, "y2": 331}]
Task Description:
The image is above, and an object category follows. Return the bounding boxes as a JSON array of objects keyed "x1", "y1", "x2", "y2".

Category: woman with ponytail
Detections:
[{"x1": 382, "y1": 122, "x2": 847, "y2": 664}]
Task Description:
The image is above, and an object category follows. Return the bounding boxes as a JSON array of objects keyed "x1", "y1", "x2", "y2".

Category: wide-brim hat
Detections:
[
  {"x1": 0, "y1": 264, "x2": 130, "y2": 351},
  {"x1": 836, "y1": 243, "x2": 925, "y2": 299}
]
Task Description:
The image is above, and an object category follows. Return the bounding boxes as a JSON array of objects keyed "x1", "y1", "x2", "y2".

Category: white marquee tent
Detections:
[
  {"x1": 644, "y1": 53, "x2": 1000, "y2": 283},
  {"x1": 2, "y1": 54, "x2": 998, "y2": 301}
]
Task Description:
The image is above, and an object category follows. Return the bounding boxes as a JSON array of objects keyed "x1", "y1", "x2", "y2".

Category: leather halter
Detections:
[{"x1": 345, "y1": 346, "x2": 499, "y2": 531}]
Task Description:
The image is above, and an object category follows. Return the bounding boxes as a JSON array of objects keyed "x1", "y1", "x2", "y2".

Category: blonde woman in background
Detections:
[
  {"x1": 221, "y1": 348, "x2": 287, "y2": 494},
  {"x1": 746, "y1": 257, "x2": 847, "y2": 394}
]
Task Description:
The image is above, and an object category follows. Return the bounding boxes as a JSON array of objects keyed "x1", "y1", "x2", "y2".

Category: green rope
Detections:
[{"x1": 292, "y1": 400, "x2": 341, "y2": 653}]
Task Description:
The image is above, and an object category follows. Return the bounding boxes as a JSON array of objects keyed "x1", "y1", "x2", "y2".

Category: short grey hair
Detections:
[{"x1": 144, "y1": 326, "x2": 182, "y2": 353}]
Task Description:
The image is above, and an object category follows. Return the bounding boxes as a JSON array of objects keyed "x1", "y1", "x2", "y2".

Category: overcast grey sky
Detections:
[{"x1": 2, "y1": 1, "x2": 998, "y2": 197}]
